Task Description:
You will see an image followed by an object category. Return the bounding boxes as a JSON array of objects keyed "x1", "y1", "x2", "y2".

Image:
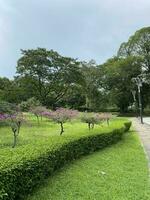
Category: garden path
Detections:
[{"x1": 131, "y1": 118, "x2": 150, "y2": 167}]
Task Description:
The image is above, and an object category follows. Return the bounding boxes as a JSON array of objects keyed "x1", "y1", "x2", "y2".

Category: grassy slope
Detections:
[
  {"x1": 0, "y1": 115, "x2": 126, "y2": 170},
  {"x1": 27, "y1": 132, "x2": 150, "y2": 200}
]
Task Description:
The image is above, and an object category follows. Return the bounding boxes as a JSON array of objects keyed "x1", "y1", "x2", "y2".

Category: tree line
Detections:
[{"x1": 0, "y1": 27, "x2": 150, "y2": 113}]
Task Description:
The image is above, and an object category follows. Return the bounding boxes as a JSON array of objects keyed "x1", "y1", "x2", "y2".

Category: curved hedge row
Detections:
[{"x1": 0, "y1": 121, "x2": 132, "y2": 200}]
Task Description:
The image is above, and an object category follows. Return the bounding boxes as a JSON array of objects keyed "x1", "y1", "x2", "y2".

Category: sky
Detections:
[{"x1": 0, "y1": 0, "x2": 150, "y2": 78}]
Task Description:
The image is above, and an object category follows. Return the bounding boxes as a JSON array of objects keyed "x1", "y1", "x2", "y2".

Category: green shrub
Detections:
[
  {"x1": 0, "y1": 101, "x2": 16, "y2": 114},
  {"x1": 19, "y1": 98, "x2": 40, "y2": 112},
  {"x1": 124, "y1": 122, "x2": 132, "y2": 132},
  {"x1": 0, "y1": 121, "x2": 131, "y2": 200}
]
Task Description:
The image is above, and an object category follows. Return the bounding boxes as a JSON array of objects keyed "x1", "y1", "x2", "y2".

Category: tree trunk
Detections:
[
  {"x1": 12, "y1": 132, "x2": 17, "y2": 148},
  {"x1": 91, "y1": 123, "x2": 94, "y2": 129},
  {"x1": 17, "y1": 121, "x2": 21, "y2": 135},
  {"x1": 37, "y1": 115, "x2": 39, "y2": 125},
  {"x1": 60, "y1": 122, "x2": 64, "y2": 135},
  {"x1": 107, "y1": 119, "x2": 109, "y2": 126},
  {"x1": 88, "y1": 123, "x2": 91, "y2": 130}
]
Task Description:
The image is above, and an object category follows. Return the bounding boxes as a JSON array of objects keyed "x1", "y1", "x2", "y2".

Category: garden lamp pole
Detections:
[
  {"x1": 131, "y1": 90, "x2": 138, "y2": 117},
  {"x1": 132, "y1": 76, "x2": 143, "y2": 124},
  {"x1": 137, "y1": 81, "x2": 143, "y2": 124},
  {"x1": 131, "y1": 90, "x2": 136, "y2": 102}
]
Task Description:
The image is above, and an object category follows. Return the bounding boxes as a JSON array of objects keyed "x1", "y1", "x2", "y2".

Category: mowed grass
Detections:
[
  {"x1": 26, "y1": 132, "x2": 150, "y2": 200},
  {"x1": 0, "y1": 115, "x2": 126, "y2": 170}
]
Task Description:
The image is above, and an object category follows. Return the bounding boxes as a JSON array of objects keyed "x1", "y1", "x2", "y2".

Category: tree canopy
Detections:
[
  {"x1": 0, "y1": 26, "x2": 150, "y2": 113},
  {"x1": 16, "y1": 48, "x2": 85, "y2": 107}
]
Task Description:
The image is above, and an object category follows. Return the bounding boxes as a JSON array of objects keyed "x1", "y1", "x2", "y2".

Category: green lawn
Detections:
[{"x1": 26, "y1": 131, "x2": 150, "y2": 200}]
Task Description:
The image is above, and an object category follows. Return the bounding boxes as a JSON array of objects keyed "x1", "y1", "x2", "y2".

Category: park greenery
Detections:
[
  {"x1": 0, "y1": 115, "x2": 131, "y2": 200},
  {"x1": 0, "y1": 100, "x2": 112, "y2": 147},
  {"x1": 0, "y1": 26, "x2": 150, "y2": 200},
  {"x1": 0, "y1": 27, "x2": 150, "y2": 113},
  {"x1": 27, "y1": 132, "x2": 150, "y2": 200}
]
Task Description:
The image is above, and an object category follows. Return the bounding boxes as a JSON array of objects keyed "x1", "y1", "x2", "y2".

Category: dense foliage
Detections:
[
  {"x1": 0, "y1": 26, "x2": 149, "y2": 200},
  {"x1": 0, "y1": 27, "x2": 150, "y2": 112}
]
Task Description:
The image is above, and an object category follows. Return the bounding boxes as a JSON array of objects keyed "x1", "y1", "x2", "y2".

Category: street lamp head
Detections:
[
  {"x1": 131, "y1": 90, "x2": 136, "y2": 101},
  {"x1": 79, "y1": 63, "x2": 83, "y2": 68},
  {"x1": 132, "y1": 76, "x2": 143, "y2": 87}
]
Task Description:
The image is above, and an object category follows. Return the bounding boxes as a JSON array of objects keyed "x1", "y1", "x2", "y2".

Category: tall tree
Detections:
[
  {"x1": 118, "y1": 27, "x2": 150, "y2": 72},
  {"x1": 100, "y1": 56, "x2": 143, "y2": 112},
  {"x1": 16, "y1": 48, "x2": 85, "y2": 107},
  {"x1": 81, "y1": 60, "x2": 108, "y2": 111},
  {"x1": 0, "y1": 77, "x2": 23, "y2": 104},
  {"x1": 117, "y1": 27, "x2": 150, "y2": 110}
]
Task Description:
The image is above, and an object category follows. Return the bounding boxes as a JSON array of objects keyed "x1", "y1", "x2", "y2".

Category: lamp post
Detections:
[
  {"x1": 132, "y1": 76, "x2": 143, "y2": 124},
  {"x1": 131, "y1": 90, "x2": 136, "y2": 102},
  {"x1": 131, "y1": 90, "x2": 138, "y2": 117}
]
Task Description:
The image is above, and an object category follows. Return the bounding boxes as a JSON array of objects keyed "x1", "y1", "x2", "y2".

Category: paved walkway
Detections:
[
  {"x1": 131, "y1": 118, "x2": 150, "y2": 166},
  {"x1": 143, "y1": 117, "x2": 150, "y2": 125}
]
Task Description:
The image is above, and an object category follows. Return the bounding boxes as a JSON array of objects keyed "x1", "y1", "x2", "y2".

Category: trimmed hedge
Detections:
[
  {"x1": 0, "y1": 121, "x2": 132, "y2": 200},
  {"x1": 124, "y1": 122, "x2": 132, "y2": 132}
]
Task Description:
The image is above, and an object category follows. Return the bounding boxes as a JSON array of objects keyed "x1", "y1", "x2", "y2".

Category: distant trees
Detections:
[
  {"x1": 99, "y1": 56, "x2": 143, "y2": 112},
  {"x1": 0, "y1": 78, "x2": 21, "y2": 103},
  {"x1": 81, "y1": 60, "x2": 108, "y2": 111},
  {"x1": 19, "y1": 97, "x2": 41, "y2": 111},
  {"x1": 0, "y1": 26, "x2": 150, "y2": 113},
  {"x1": 15, "y1": 50, "x2": 106, "y2": 111},
  {"x1": 118, "y1": 27, "x2": 150, "y2": 72},
  {"x1": 117, "y1": 27, "x2": 150, "y2": 110}
]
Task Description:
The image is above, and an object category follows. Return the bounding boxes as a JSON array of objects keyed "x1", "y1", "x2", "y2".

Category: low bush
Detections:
[
  {"x1": 19, "y1": 98, "x2": 40, "y2": 112},
  {"x1": 0, "y1": 120, "x2": 131, "y2": 200},
  {"x1": 124, "y1": 122, "x2": 132, "y2": 132}
]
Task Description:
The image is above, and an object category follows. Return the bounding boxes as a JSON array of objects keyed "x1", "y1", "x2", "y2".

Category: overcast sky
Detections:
[{"x1": 0, "y1": 0, "x2": 150, "y2": 78}]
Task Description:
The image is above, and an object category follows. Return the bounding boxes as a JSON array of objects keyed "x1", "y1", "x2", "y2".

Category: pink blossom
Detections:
[
  {"x1": 0, "y1": 113, "x2": 9, "y2": 120},
  {"x1": 42, "y1": 108, "x2": 78, "y2": 123}
]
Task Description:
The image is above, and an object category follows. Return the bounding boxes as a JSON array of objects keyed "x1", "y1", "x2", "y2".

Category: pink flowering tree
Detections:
[
  {"x1": 30, "y1": 106, "x2": 48, "y2": 124},
  {"x1": 81, "y1": 112, "x2": 102, "y2": 130},
  {"x1": 0, "y1": 113, "x2": 9, "y2": 128},
  {"x1": 42, "y1": 108, "x2": 78, "y2": 135},
  {"x1": 9, "y1": 112, "x2": 25, "y2": 148},
  {"x1": 0, "y1": 112, "x2": 25, "y2": 148},
  {"x1": 0, "y1": 113, "x2": 8, "y2": 121},
  {"x1": 99, "y1": 113, "x2": 112, "y2": 126}
]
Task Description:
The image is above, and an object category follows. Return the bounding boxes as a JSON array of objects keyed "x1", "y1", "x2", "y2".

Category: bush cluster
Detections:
[
  {"x1": 0, "y1": 121, "x2": 131, "y2": 200},
  {"x1": 19, "y1": 98, "x2": 41, "y2": 112},
  {"x1": 124, "y1": 122, "x2": 132, "y2": 132}
]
